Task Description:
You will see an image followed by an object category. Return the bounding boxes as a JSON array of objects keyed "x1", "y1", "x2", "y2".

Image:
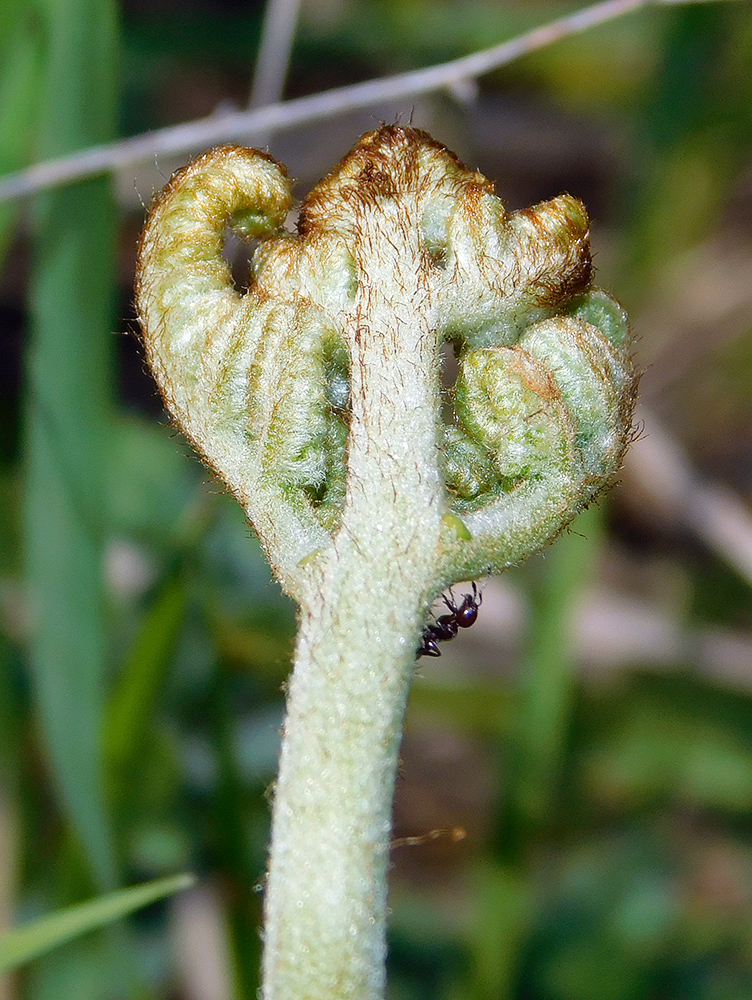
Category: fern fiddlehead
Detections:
[{"x1": 136, "y1": 126, "x2": 636, "y2": 1000}]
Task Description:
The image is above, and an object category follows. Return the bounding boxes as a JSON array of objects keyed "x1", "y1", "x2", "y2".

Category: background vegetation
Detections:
[{"x1": 2, "y1": 0, "x2": 752, "y2": 997}]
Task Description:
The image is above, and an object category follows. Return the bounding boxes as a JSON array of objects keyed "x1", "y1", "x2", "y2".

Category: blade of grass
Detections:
[
  {"x1": 0, "y1": 6, "x2": 42, "y2": 263},
  {"x1": 24, "y1": 0, "x2": 120, "y2": 889},
  {"x1": 510, "y1": 505, "x2": 603, "y2": 837},
  {"x1": 105, "y1": 572, "x2": 188, "y2": 791},
  {"x1": 249, "y1": 0, "x2": 302, "y2": 109},
  {"x1": 467, "y1": 509, "x2": 604, "y2": 999},
  {"x1": 0, "y1": 874, "x2": 195, "y2": 975}
]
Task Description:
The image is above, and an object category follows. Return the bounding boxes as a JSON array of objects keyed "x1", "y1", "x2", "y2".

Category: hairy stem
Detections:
[{"x1": 264, "y1": 205, "x2": 444, "y2": 998}]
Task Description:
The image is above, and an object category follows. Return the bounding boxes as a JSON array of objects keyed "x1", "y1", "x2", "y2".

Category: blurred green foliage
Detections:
[{"x1": 2, "y1": 0, "x2": 752, "y2": 997}]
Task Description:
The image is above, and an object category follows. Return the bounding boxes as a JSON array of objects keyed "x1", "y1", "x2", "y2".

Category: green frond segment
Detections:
[
  {"x1": 523, "y1": 315, "x2": 633, "y2": 478},
  {"x1": 565, "y1": 287, "x2": 631, "y2": 348},
  {"x1": 250, "y1": 308, "x2": 348, "y2": 506},
  {"x1": 440, "y1": 291, "x2": 634, "y2": 582},
  {"x1": 453, "y1": 346, "x2": 575, "y2": 495}
]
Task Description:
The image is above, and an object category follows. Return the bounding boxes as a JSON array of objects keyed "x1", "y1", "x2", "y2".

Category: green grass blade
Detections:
[
  {"x1": 0, "y1": 6, "x2": 42, "y2": 263},
  {"x1": 510, "y1": 505, "x2": 604, "y2": 837},
  {"x1": 25, "y1": 0, "x2": 120, "y2": 888},
  {"x1": 105, "y1": 572, "x2": 188, "y2": 783},
  {"x1": 0, "y1": 874, "x2": 195, "y2": 975}
]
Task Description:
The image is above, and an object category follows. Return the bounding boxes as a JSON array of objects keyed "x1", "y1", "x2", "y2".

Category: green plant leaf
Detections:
[
  {"x1": 0, "y1": 873, "x2": 194, "y2": 975},
  {"x1": 106, "y1": 416, "x2": 198, "y2": 545},
  {"x1": 105, "y1": 572, "x2": 188, "y2": 788},
  {"x1": 510, "y1": 505, "x2": 604, "y2": 834},
  {"x1": 0, "y1": 5, "x2": 42, "y2": 264},
  {"x1": 25, "y1": 0, "x2": 120, "y2": 888}
]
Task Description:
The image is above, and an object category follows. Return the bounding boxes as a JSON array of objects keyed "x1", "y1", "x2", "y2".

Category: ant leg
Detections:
[
  {"x1": 442, "y1": 587, "x2": 458, "y2": 615},
  {"x1": 416, "y1": 634, "x2": 442, "y2": 658}
]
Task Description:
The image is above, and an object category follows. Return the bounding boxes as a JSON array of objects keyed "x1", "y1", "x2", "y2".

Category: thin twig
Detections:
[
  {"x1": 247, "y1": 0, "x2": 303, "y2": 175},
  {"x1": 0, "y1": 0, "x2": 739, "y2": 203},
  {"x1": 249, "y1": 0, "x2": 303, "y2": 110},
  {"x1": 623, "y1": 406, "x2": 752, "y2": 587}
]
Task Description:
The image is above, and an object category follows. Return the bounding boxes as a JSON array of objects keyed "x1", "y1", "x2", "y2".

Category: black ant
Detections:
[{"x1": 417, "y1": 582, "x2": 482, "y2": 658}]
